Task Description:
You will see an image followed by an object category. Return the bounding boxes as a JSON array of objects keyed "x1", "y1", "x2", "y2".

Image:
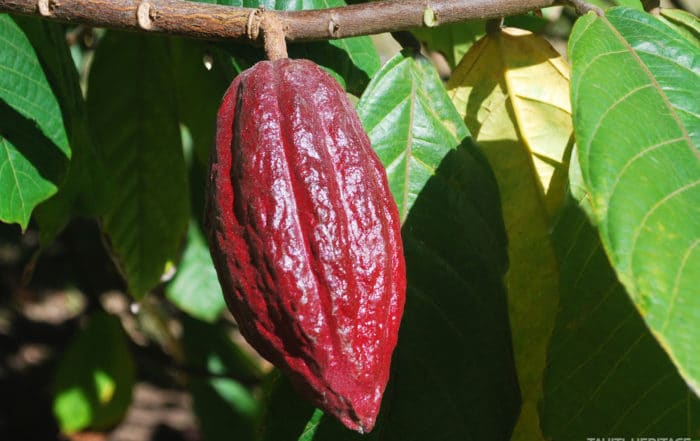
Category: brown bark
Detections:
[{"x1": 1, "y1": 0, "x2": 559, "y2": 42}]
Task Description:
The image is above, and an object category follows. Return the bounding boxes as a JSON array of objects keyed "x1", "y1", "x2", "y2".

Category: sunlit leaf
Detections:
[
  {"x1": 12, "y1": 17, "x2": 106, "y2": 244},
  {"x1": 356, "y1": 50, "x2": 469, "y2": 220},
  {"x1": 166, "y1": 223, "x2": 226, "y2": 323},
  {"x1": 570, "y1": 7, "x2": 700, "y2": 396},
  {"x1": 0, "y1": 15, "x2": 70, "y2": 228}
]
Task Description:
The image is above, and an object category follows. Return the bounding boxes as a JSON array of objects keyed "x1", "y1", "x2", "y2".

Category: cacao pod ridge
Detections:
[{"x1": 206, "y1": 58, "x2": 406, "y2": 433}]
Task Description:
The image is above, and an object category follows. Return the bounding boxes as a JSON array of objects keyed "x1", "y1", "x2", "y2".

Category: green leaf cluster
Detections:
[{"x1": 1, "y1": 2, "x2": 699, "y2": 440}]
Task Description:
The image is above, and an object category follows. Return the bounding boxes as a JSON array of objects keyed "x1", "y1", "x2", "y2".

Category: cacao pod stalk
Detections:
[{"x1": 206, "y1": 58, "x2": 406, "y2": 433}]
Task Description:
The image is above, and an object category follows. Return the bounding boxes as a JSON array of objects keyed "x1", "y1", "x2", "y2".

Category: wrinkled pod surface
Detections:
[{"x1": 205, "y1": 58, "x2": 406, "y2": 433}]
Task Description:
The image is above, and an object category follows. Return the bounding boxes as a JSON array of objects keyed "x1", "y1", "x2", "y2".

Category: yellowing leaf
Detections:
[
  {"x1": 449, "y1": 27, "x2": 573, "y2": 213},
  {"x1": 447, "y1": 27, "x2": 573, "y2": 441}
]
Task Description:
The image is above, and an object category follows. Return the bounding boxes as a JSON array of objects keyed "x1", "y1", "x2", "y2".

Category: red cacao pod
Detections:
[{"x1": 205, "y1": 58, "x2": 406, "y2": 433}]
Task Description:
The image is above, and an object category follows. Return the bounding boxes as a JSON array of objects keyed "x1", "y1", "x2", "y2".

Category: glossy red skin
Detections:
[{"x1": 206, "y1": 59, "x2": 406, "y2": 433}]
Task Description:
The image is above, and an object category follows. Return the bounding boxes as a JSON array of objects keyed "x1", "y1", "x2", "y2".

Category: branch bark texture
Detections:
[{"x1": 0, "y1": 0, "x2": 558, "y2": 43}]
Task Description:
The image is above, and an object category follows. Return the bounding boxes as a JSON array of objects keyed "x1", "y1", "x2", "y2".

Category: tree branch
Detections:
[{"x1": 0, "y1": 0, "x2": 559, "y2": 43}]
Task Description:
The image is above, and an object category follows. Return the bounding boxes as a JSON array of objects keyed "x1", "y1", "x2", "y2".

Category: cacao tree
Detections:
[{"x1": 0, "y1": 0, "x2": 698, "y2": 440}]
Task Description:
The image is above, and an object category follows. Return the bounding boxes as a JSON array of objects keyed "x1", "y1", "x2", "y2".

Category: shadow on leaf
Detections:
[{"x1": 0, "y1": 101, "x2": 68, "y2": 187}]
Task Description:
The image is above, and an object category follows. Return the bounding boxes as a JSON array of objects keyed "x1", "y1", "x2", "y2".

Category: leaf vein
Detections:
[{"x1": 661, "y1": 239, "x2": 700, "y2": 332}]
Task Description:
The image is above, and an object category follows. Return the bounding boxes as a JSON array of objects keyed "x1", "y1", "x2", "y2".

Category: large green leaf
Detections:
[
  {"x1": 11, "y1": 17, "x2": 105, "y2": 244},
  {"x1": 0, "y1": 15, "x2": 70, "y2": 229},
  {"x1": 541, "y1": 195, "x2": 700, "y2": 438},
  {"x1": 88, "y1": 31, "x2": 189, "y2": 298},
  {"x1": 53, "y1": 311, "x2": 135, "y2": 434},
  {"x1": 356, "y1": 50, "x2": 469, "y2": 221},
  {"x1": 570, "y1": 7, "x2": 700, "y2": 395},
  {"x1": 0, "y1": 15, "x2": 69, "y2": 154},
  {"x1": 309, "y1": 144, "x2": 519, "y2": 440},
  {"x1": 166, "y1": 222, "x2": 226, "y2": 323}
]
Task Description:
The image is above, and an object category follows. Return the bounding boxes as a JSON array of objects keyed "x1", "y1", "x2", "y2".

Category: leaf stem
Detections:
[{"x1": 261, "y1": 11, "x2": 288, "y2": 61}]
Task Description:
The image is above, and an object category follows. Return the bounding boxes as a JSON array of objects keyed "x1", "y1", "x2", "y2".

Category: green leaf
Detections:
[
  {"x1": 166, "y1": 222, "x2": 226, "y2": 323},
  {"x1": 541, "y1": 195, "x2": 700, "y2": 438},
  {"x1": 11, "y1": 17, "x2": 105, "y2": 244},
  {"x1": 412, "y1": 22, "x2": 485, "y2": 69},
  {"x1": 570, "y1": 7, "x2": 700, "y2": 395},
  {"x1": 181, "y1": 317, "x2": 261, "y2": 441},
  {"x1": 170, "y1": 38, "x2": 233, "y2": 165},
  {"x1": 0, "y1": 15, "x2": 69, "y2": 155},
  {"x1": 88, "y1": 31, "x2": 189, "y2": 298},
  {"x1": 0, "y1": 107, "x2": 66, "y2": 230},
  {"x1": 53, "y1": 311, "x2": 135, "y2": 434},
  {"x1": 356, "y1": 50, "x2": 469, "y2": 221},
  {"x1": 0, "y1": 15, "x2": 70, "y2": 228},
  {"x1": 659, "y1": 9, "x2": 700, "y2": 47}
]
